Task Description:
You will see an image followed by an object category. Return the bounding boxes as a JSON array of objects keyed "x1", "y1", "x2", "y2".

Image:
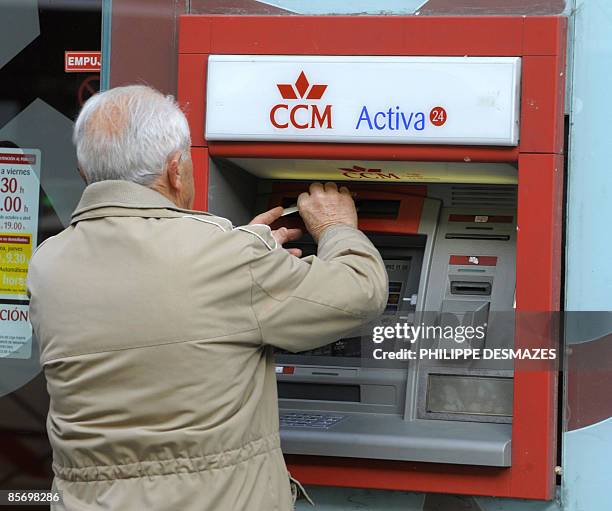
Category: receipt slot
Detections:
[{"x1": 178, "y1": 15, "x2": 566, "y2": 500}]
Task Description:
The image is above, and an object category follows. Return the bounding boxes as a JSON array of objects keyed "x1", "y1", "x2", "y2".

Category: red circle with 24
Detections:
[{"x1": 429, "y1": 106, "x2": 447, "y2": 127}]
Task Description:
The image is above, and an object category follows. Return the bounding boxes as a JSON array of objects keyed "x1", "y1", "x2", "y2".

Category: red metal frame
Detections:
[
  {"x1": 207, "y1": 143, "x2": 520, "y2": 163},
  {"x1": 190, "y1": 147, "x2": 209, "y2": 211},
  {"x1": 177, "y1": 15, "x2": 566, "y2": 500}
]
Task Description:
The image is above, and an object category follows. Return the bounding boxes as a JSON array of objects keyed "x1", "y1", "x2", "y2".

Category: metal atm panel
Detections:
[{"x1": 265, "y1": 182, "x2": 514, "y2": 467}]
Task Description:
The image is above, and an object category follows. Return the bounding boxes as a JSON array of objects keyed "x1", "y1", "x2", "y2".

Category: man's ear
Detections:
[
  {"x1": 77, "y1": 166, "x2": 88, "y2": 184},
  {"x1": 165, "y1": 151, "x2": 183, "y2": 192}
]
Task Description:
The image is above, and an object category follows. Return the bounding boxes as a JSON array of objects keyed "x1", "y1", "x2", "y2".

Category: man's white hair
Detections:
[{"x1": 73, "y1": 85, "x2": 191, "y2": 185}]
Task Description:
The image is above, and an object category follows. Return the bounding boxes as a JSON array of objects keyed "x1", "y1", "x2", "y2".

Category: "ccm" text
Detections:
[{"x1": 270, "y1": 104, "x2": 333, "y2": 129}]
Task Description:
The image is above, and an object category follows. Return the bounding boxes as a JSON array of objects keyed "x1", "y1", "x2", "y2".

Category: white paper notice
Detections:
[
  {"x1": 0, "y1": 304, "x2": 32, "y2": 359},
  {"x1": 0, "y1": 148, "x2": 40, "y2": 359}
]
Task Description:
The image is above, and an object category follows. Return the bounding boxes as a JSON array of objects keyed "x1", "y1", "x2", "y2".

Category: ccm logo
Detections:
[
  {"x1": 339, "y1": 165, "x2": 400, "y2": 180},
  {"x1": 270, "y1": 71, "x2": 332, "y2": 130}
]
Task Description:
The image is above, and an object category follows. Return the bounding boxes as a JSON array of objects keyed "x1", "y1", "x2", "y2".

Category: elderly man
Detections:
[{"x1": 27, "y1": 85, "x2": 387, "y2": 511}]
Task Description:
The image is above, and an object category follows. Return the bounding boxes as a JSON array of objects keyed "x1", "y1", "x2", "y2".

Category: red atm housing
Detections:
[{"x1": 178, "y1": 15, "x2": 566, "y2": 500}]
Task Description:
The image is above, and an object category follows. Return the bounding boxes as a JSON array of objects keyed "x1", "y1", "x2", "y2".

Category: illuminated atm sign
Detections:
[{"x1": 206, "y1": 55, "x2": 521, "y2": 146}]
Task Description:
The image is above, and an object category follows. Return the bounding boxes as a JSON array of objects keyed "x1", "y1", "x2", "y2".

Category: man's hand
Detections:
[
  {"x1": 297, "y1": 182, "x2": 358, "y2": 242},
  {"x1": 249, "y1": 207, "x2": 303, "y2": 257}
]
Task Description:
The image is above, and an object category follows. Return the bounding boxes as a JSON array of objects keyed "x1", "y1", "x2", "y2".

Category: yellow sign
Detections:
[{"x1": 0, "y1": 233, "x2": 32, "y2": 296}]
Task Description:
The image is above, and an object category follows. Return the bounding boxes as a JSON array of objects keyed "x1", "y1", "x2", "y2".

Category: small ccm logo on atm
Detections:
[
  {"x1": 339, "y1": 165, "x2": 400, "y2": 180},
  {"x1": 270, "y1": 71, "x2": 332, "y2": 130}
]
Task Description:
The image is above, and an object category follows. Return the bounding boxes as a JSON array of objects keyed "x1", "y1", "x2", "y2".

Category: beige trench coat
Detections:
[{"x1": 27, "y1": 180, "x2": 388, "y2": 511}]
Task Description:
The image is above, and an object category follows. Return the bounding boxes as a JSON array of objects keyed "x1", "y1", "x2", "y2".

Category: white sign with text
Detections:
[{"x1": 206, "y1": 55, "x2": 521, "y2": 146}]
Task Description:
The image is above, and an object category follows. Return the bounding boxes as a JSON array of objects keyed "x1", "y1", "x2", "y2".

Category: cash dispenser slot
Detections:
[
  {"x1": 278, "y1": 382, "x2": 361, "y2": 402},
  {"x1": 450, "y1": 281, "x2": 492, "y2": 296},
  {"x1": 446, "y1": 233, "x2": 511, "y2": 241},
  {"x1": 280, "y1": 197, "x2": 401, "y2": 219}
]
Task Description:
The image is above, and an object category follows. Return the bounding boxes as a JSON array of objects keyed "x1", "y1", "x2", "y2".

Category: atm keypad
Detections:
[{"x1": 280, "y1": 412, "x2": 346, "y2": 429}]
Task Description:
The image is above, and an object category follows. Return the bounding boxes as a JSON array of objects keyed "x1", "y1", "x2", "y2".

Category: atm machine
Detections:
[
  {"x1": 266, "y1": 181, "x2": 516, "y2": 467},
  {"x1": 178, "y1": 15, "x2": 565, "y2": 500}
]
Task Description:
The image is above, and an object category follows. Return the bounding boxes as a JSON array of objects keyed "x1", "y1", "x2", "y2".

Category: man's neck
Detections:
[{"x1": 150, "y1": 180, "x2": 181, "y2": 208}]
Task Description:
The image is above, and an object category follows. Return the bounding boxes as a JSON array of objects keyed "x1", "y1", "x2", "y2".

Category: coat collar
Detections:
[{"x1": 71, "y1": 180, "x2": 207, "y2": 224}]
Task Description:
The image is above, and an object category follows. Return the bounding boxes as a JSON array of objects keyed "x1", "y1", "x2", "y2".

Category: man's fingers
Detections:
[
  {"x1": 286, "y1": 248, "x2": 302, "y2": 257},
  {"x1": 283, "y1": 228, "x2": 303, "y2": 243},
  {"x1": 324, "y1": 182, "x2": 338, "y2": 192},
  {"x1": 297, "y1": 191, "x2": 309, "y2": 207},
  {"x1": 309, "y1": 182, "x2": 324, "y2": 196},
  {"x1": 249, "y1": 206, "x2": 284, "y2": 226},
  {"x1": 339, "y1": 185, "x2": 351, "y2": 195},
  {"x1": 272, "y1": 227, "x2": 303, "y2": 245}
]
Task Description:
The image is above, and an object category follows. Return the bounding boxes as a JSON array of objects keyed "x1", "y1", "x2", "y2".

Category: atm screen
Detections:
[{"x1": 277, "y1": 233, "x2": 426, "y2": 367}]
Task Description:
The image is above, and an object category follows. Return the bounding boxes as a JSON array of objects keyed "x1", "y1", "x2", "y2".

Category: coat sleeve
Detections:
[{"x1": 246, "y1": 224, "x2": 388, "y2": 353}]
